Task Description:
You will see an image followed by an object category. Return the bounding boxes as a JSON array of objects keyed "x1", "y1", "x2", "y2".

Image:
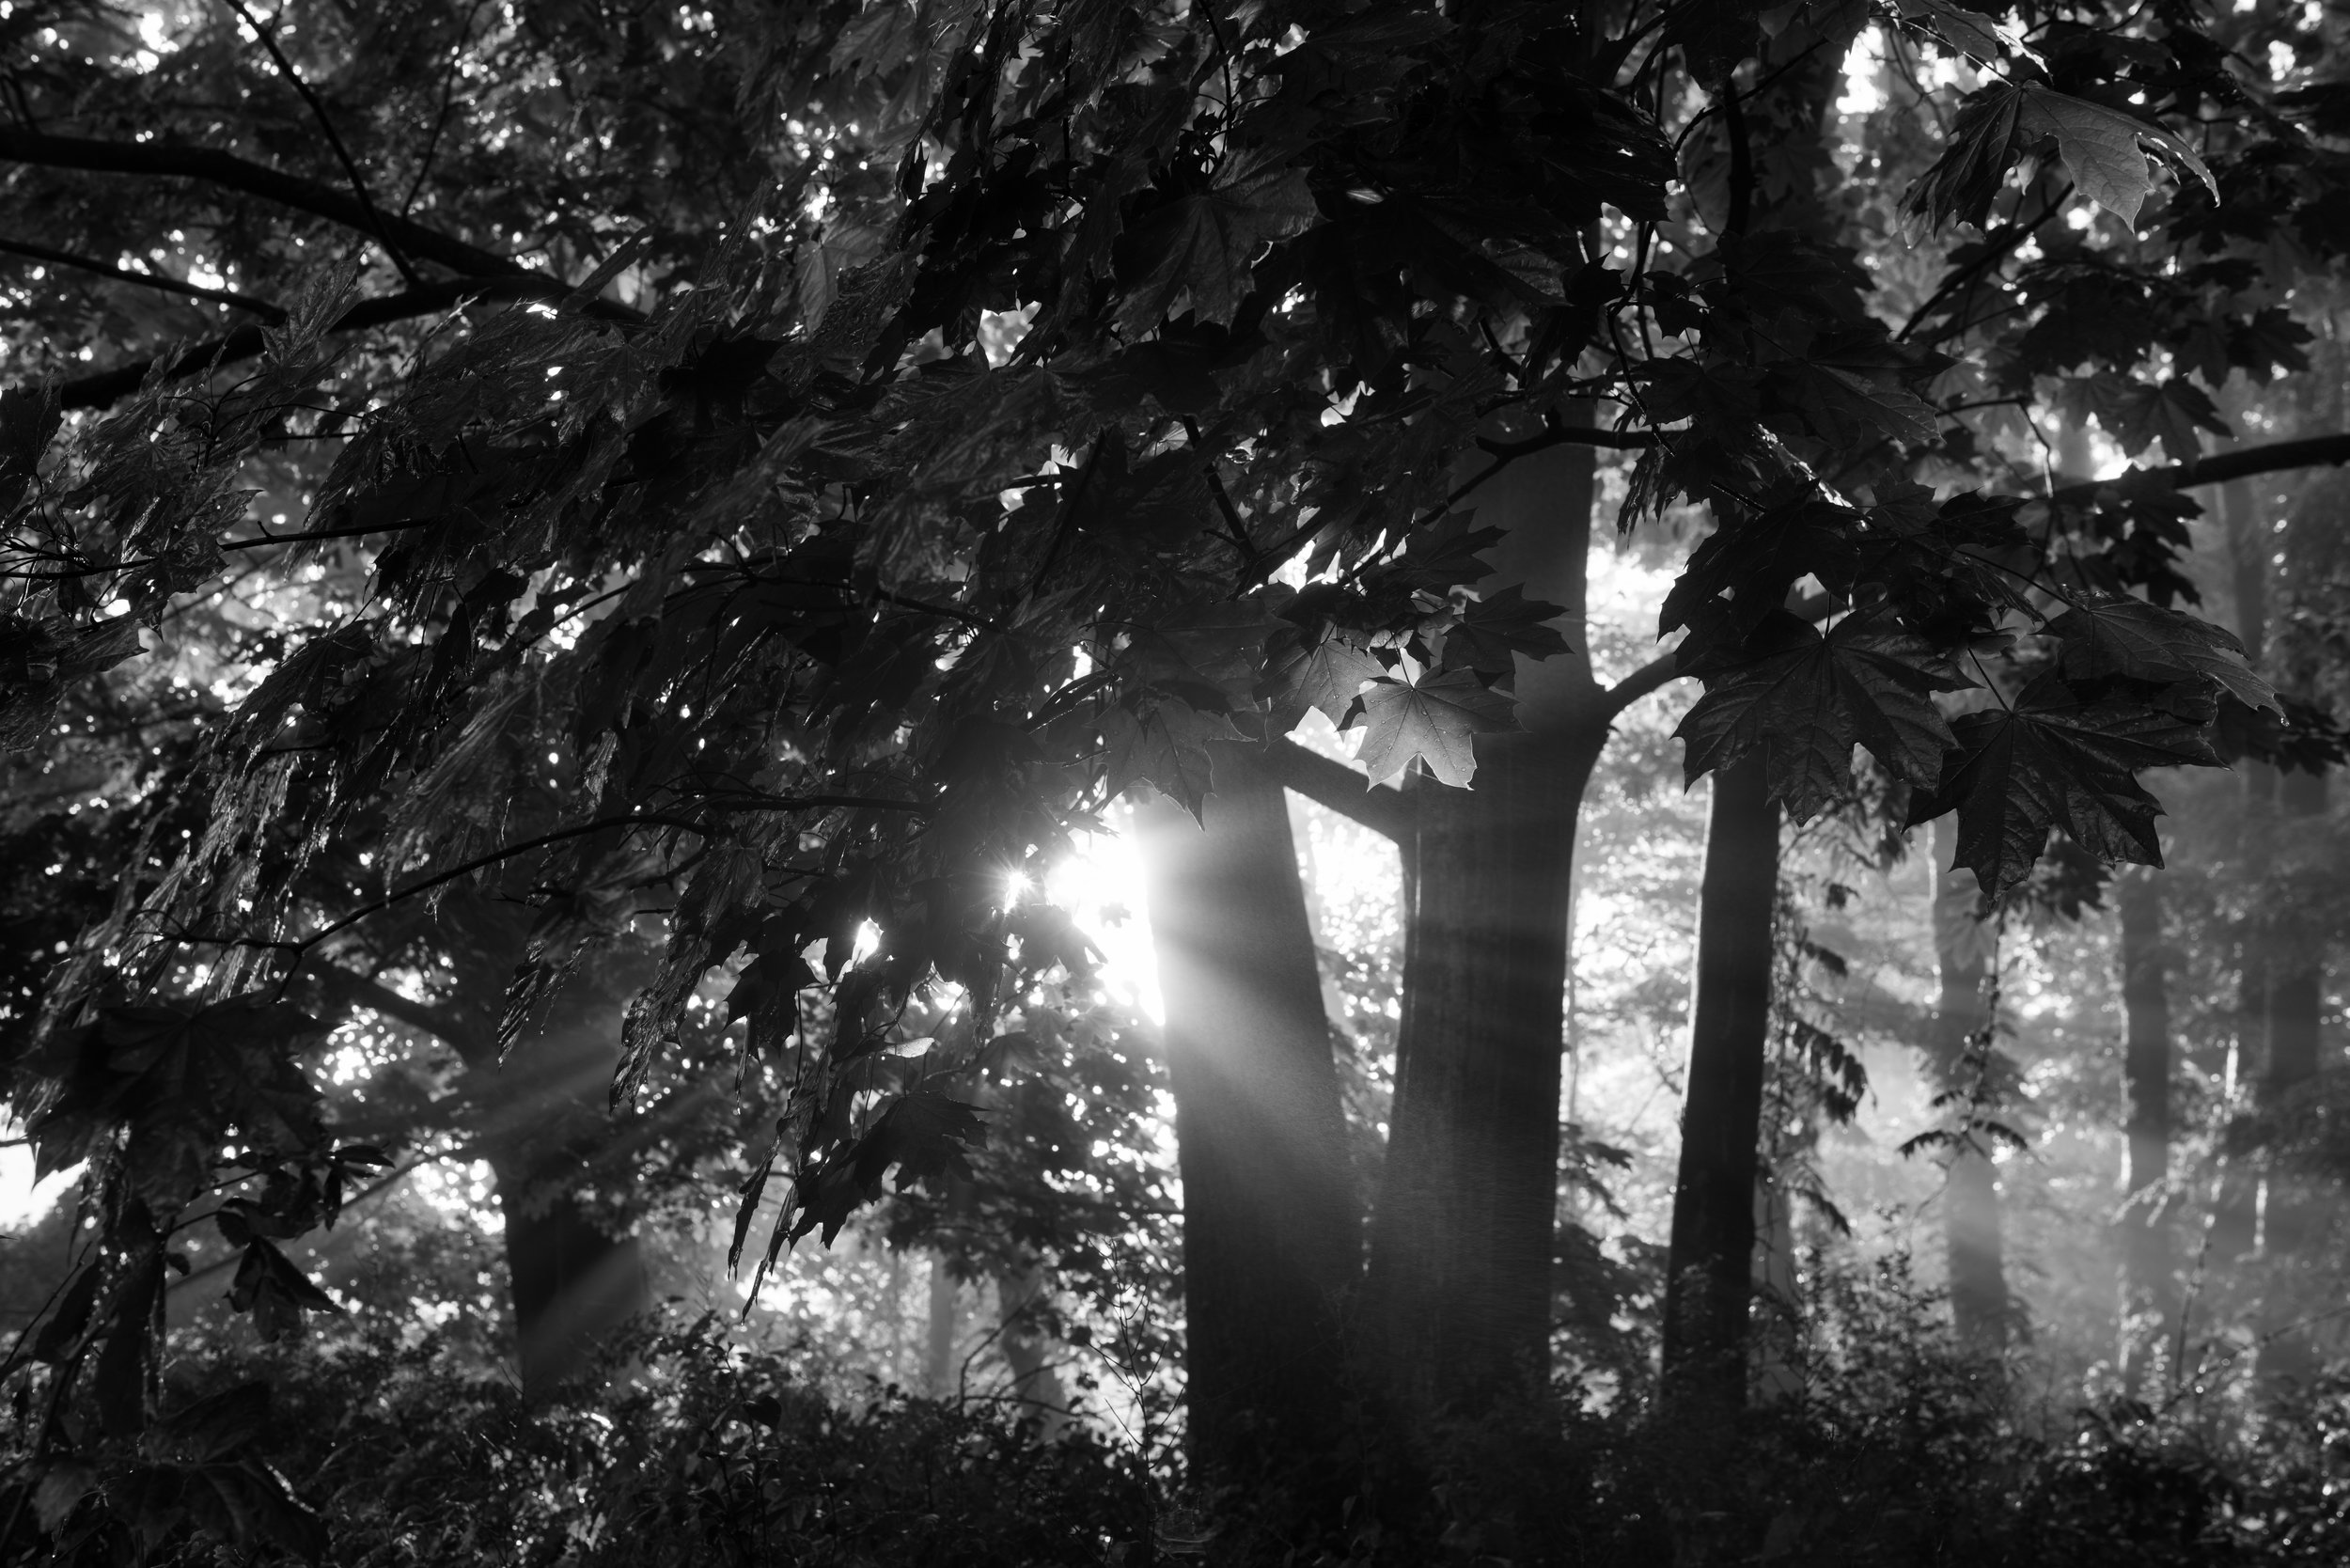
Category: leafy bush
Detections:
[
  {"x1": 4, "y1": 1314, "x2": 1153, "y2": 1567},
  {"x1": 11, "y1": 1272, "x2": 2350, "y2": 1566}
]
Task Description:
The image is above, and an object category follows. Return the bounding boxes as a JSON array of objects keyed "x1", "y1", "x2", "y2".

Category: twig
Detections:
[
  {"x1": 0, "y1": 234, "x2": 286, "y2": 319},
  {"x1": 217, "y1": 0, "x2": 421, "y2": 285}
]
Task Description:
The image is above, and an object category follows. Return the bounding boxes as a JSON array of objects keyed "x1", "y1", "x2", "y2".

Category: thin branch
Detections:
[
  {"x1": 400, "y1": 0, "x2": 487, "y2": 217},
  {"x1": 223, "y1": 519, "x2": 437, "y2": 553},
  {"x1": 0, "y1": 127, "x2": 527, "y2": 279},
  {"x1": 1182, "y1": 416, "x2": 1261, "y2": 566},
  {"x1": 180, "y1": 792, "x2": 924, "y2": 973},
  {"x1": 51, "y1": 274, "x2": 636, "y2": 411},
  {"x1": 308, "y1": 964, "x2": 487, "y2": 1057},
  {"x1": 1261, "y1": 736, "x2": 1412, "y2": 842},
  {"x1": 0, "y1": 234, "x2": 286, "y2": 320},
  {"x1": 2044, "y1": 433, "x2": 2350, "y2": 506},
  {"x1": 1597, "y1": 588, "x2": 1850, "y2": 719},
  {"x1": 1899, "y1": 190, "x2": 2067, "y2": 343},
  {"x1": 164, "y1": 1154, "x2": 442, "y2": 1301},
  {"x1": 1476, "y1": 424, "x2": 1657, "y2": 458},
  {"x1": 217, "y1": 0, "x2": 420, "y2": 286},
  {"x1": 1603, "y1": 649, "x2": 1685, "y2": 717}
]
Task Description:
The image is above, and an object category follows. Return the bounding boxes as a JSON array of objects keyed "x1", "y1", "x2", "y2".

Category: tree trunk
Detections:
[
  {"x1": 2114, "y1": 866, "x2": 2173, "y2": 1388},
  {"x1": 2209, "y1": 478, "x2": 2271, "y2": 1269},
  {"x1": 926, "y1": 1253, "x2": 961, "y2": 1398},
  {"x1": 992, "y1": 1261, "x2": 1071, "y2": 1431},
  {"x1": 1930, "y1": 817, "x2": 2009, "y2": 1352},
  {"x1": 432, "y1": 896, "x2": 653, "y2": 1402},
  {"x1": 1750, "y1": 1169, "x2": 1802, "y2": 1404},
  {"x1": 1660, "y1": 756, "x2": 1778, "y2": 1417},
  {"x1": 491, "y1": 1155, "x2": 650, "y2": 1399},
  {"x1": 478, "y1": 1004, "x2": 651, "y2": 1400},
  {"x1": 1137, "y1": 741, "x2": 1360, "y2": 1480},
  {"x1": 1362, "y1": 437, "x2": 1605, "y2": 1416},
  {"x1": 2256, "y1": 763, "x2": 2328, "y2": 1382}
]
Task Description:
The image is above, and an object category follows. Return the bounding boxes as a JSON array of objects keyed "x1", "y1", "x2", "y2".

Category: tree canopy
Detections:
[{"x1": 9, "y1": 0, "x2": 2350, "y2": 1560}]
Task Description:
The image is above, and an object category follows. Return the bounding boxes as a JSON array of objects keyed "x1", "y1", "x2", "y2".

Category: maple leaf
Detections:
[
  {"x1": 1661, "y1": 499, "x2": 1862, "y2": 664},
  {"x1": 2015, "y1": 86, "x2": 2218, "y2": 228},
  {"x1": 0, "y1": 385, "x2": 59, "y2": 512},
  {"x1": 1102, "y1": 698, "x2": 1237, "y2": 820},
  {"x1": 1675, "y1": 611, "x2": 1973, "y2": 823},
  {"x1": 1900, "y1": 83, "x2": 2025, "y2": 234},
  {"x1": 1635, "y1": 356, "x2": 1762, "y2": 428},
  {"x1": 1114, "y1": 152, "x2": 1322, "y2": 333},
  {"x1": 1354, "y1": 666, "x2": 1518, "y2": 788},
  {"x1": 2227, "y1": 306, "x2": 2313, "y2": 384},
  {"x1": 1894, "y1": 0, "x2": 2009, "y2": 61},
  {"x1": 1389, "y1": 510, "x2": 1505, "y2": 591},
  {"x1": 1442, "y1": 585, "x2": 1572, "y2": 675},
  {"x1": 1909, "y1": 672, "x2": 2222, "y2": 895},
  {"x1": 2044, "y1": 594, "x2": 2280, "y2": 715},
  {"x1": 1664, "y1": 0, "x2": 1760, "y2": 83},
  {"x1": 1265, "y1": 632, "x2": 1386, "y2": 729},
  {"x1": 789, "y1": 1090, "x2": 987, "y2": 1245},
  {"x1": 1766, "y1": 360, "x2": 1942, "y2": 449},
  {"x1": 2088, "y1": 375, "x2": 2229, "y2": 464}
]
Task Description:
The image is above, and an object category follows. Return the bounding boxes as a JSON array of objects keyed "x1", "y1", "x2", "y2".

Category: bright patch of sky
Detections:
[
  {"x1": 1050, "y1": 804, "x2": 1163, "y2": 1025},
  {"x1": 1838, "y1": 26, "x2": 1888, "y2": 118},
  {"x1": 0, "y1": 1141, "x2": 79, "y2": 1230}
]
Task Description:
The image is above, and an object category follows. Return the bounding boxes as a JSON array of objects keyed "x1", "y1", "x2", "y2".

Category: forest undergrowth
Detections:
[{"x1": 14, "y1": 1252, "x2": 2350, "y2": 1568}]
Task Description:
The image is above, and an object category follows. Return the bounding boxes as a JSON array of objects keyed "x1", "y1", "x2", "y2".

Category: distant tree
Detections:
[{"x1": 13, "y1": 7, "x2": 2350, "y2": 1558}]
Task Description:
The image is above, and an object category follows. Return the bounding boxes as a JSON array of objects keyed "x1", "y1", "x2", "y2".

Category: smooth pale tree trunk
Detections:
[
  {"x1": 2208, "y1": 760, "x2": 2274, "y2": 1271},
  {"x1": 1136, "y1": 742, "x2": 1359, "y2": 1480},
  {"x1": 1660, "y1": 756, "x2": 1778, "y2": 1417},
  {"x1": 2114, "y1": 867, "x2": 2174, "y2": 1388},
  {"x1": 926, "y1": 1253, "x2": 961, "y2": 1397},
  {"x1": 994, "y1": 1260, "x2": 1073, "y2": 1434},
  {"x1": 1930, "y1": 818, "x2": 2009, "y2": 1352},
  {"x1": 1362, "y1": 435, "x2": 1606, "y2": 1416}
]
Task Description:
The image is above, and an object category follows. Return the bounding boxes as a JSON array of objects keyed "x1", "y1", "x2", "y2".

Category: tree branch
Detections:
[
  {"x1": 51, "y1": 274, "x2": 636, "y2": 410},
  {"x1": 0, "y1": 234, "x2": 286, "y2": 320},
  {"x1": 1603, "y1": 650, "x2": 1684, "y2": 717},
  {"x1": 2045, "y1": 433, "x2": 2350, "y2": 507},
  {"x1": 308, "y1": 964, "x2": 489, "y2": 1058},
  {"x1": 0, "y1": 127, "x2": 526, "y2": 279},
  {"x1": 218, "y1": 0, "x2": 420, "y2": 286},
  {"x1": 1476, "y1": 425, "x2": 1656, "y2": 459},
  {"x1": 1261, "y1": 736, "x2": 1413, "y2": 842}
]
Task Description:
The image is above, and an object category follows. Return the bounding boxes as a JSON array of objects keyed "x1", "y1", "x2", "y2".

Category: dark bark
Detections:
[
  {"x1": 489, "y1": 1152, "x2": 650, "y2": 1399},
  {"x1": 2114, "y1": 867, "x2": 2173, "y2": 1387},
  {"x1": 2209, "y1": 486, "x2": 2270, "y2": 1268},
  {"x1": 59, "y1": 274, "x2": 634, "y2": 410},
  {"x1": 0, "y1": 126, "x2": 531, "y2": 278},
  {"x1": 1659, "y1": 756, "x2": 1778, "y2": 1417},
  {"x1": 477, "y1": 999, "x2": 651, "y2": 1400},
  {"x1": 2256, "y1": 764, "x2": 2328, "y2": 1383},
  {"x1": 1361, "y1": 436, "x2": 1604, "y2": 1416},
  {"x1": 1136, "y1": 742, "x2": 1359, "y2": 1480},
  {"x1": 1930, "y1": 817, "x2": 2009, "y2": 1352},
  {"x1": 2264, "y1": 765, "x2": 2328, "y2": 1110},
  {"x1": 431, "y1": 897, "x2": 653, "y2": 1400},
  {"x1": 1368, "y1": 729, "x2": 1604, "y2": 1412},
  {"x1": 2043, "y1": 432, "x2": 2350, "y2": 507}
]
